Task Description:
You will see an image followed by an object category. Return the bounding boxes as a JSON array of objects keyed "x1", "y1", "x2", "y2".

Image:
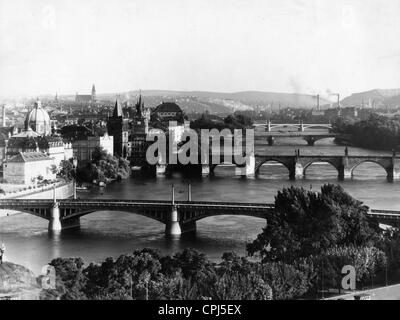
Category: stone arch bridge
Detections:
[{"x1": 201, "y1": 154, "x2": 400, "y2": 181}]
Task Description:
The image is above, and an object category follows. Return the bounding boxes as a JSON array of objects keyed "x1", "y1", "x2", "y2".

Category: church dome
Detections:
[{"x1": 25, "y1": 99, "x2": 51, "y2": 136}]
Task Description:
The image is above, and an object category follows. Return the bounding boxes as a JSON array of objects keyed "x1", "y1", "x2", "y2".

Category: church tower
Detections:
[
  {"x1": 91, "y1": 84, "x2": 96, "y2": 103},
  {"x1": 107, "y1": 99, "x2": 130, "y2": 158}
]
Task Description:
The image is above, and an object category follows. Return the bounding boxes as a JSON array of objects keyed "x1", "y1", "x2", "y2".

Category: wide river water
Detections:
[{"x1": 2, "y1": 136, "x2": 400, "y2": 274}]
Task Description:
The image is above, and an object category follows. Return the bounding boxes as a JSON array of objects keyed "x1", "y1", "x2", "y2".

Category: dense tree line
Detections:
[
  {"x1": 190, "y1": 113, "x2": 252, "y2": 131},
  {"x1": 59, "y1": 147, "x2": 130, "y2": 184},
  {"x1": 40, "y1": 185, "x2": 400, "y2": 300},
  {"x1": 332, "y1": 114, "x2": 400, "y2": 150}
]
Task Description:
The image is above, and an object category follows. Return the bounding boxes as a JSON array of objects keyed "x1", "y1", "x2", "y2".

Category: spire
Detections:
[
  {"x1": 136, "y1": 92, "x2": 143, "y2": 115},
  {"x1": 112, "y1": 99, "x2": 123, "y2": 118}
]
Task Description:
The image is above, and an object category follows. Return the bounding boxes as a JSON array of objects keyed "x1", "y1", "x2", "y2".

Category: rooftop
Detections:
[
  {"x1": 7, "y1": 152, "x2": 52, "y2": 163},
  {"x1": 153, "y1": 102, "x2": 182, "y2": 113}
]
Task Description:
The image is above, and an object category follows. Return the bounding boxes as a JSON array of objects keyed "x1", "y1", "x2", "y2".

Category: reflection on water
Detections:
[{"x1": 1, "y1": 140, "x2": 400, "y2": 274}]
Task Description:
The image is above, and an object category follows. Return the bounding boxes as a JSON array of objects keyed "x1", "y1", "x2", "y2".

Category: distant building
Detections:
[
  {"x1": 72, "y1": 133, "x2": 113, "y2": 161},
  {"x1": 3, "y1": 152, "x2": 56, "y2": 185},
  {"x1": 75, "y1": 84, "x2": 96, "y2": 104},
  {"x1": 130, "y1": 95, "x2": 150, "y2": 167},
  {"x1": 107, "y1": 100, "x2": 130, "y2": 158},
  {"x1": 5, "y1": 99, "x2": 73, "y2": 167},
  {"x1": 25, "y1": 99, "x2": 51, "y2": 136},
  {"x1": 152, "y1": 102, "x2": 184, "y2": 126}
]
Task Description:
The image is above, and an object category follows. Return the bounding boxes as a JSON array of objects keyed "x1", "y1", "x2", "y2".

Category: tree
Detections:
[
  {"x1": 247, "y1": 184, "x2": 381, "y2": 263},
  {"x1": 256, "y1": 261, "x2": 312, "y2": 300},
  {"x1": 91, "y1": 146, "x2": 109, "y2": 163},
  {"x1": 333, "y1": 114, "x2": 400, "y2": 150},
  {"x1": 59, "y1": 160, "x2": 74, "y2": 180},
  {"x1": 42, "y1": 257, "x2": 87, "y2": 300},
  {"x1": 172, "y1": 248, "x2": 213, "y2": 281},
  {"x1": 307, "y1": 246, "x2": 386, "y2": 293}
]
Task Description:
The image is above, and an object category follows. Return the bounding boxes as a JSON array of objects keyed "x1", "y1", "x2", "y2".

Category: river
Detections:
[{"x1": 1, "y1": 136, "x2": 400, "y2": 274}]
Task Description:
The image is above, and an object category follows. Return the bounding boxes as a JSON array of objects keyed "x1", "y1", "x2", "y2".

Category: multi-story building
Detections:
[
  {"x1": 3, "y1": 152, "x2": 56, "y2": 185},
  {"x1": 71, "y1": 133, "x2": 113, "y2": 162},
  {"x1": 5, "y1": 99, "x2": 74, "y2": 166}
]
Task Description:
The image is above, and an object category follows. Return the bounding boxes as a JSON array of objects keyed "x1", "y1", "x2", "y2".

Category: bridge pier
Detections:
[
  {"x1": 304, "y1": 137, "x2": 316, "y2": 146},
  {"x1": 266, "y1": 120, "x2": 271, "y2": 132},
  {"x1": 267, "y1": 136, "x2": 275, "y2": 146},
  {"x1": 289, "y1": 162, "x2": 304, "y2": 180},
  {"x1": 165, "y1": 205, "x2": 181, "y2": 236},
  {"x1": 235, "y1": 153, "x2": 255, "y2": 177},
  {"x1": 156, "y1": 163, "x2": 167, "y2": 177},
  {"x1": 386, "y1": 160, "x2": 400, "y2": 182},
  {"x1": 338, "y1": 166, "x2": 352, "y2": 180},
  {"x1": 48, "y1": 202, "x2": 62, "y2": 232},
  {"x1": 338, "y1": 156, "x2": 352, "y2": 180},
  {"x1": 201, "y1": 164, "x2": 210, "y2": 177}
]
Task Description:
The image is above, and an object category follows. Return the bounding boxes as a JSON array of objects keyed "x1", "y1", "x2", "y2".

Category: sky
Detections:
[{"x1": 0, "y1": 0, "x2": 400, "y2": 98}]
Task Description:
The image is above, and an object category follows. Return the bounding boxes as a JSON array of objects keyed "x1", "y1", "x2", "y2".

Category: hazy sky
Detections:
[{"x1": 0, "y1": 0, "x2": 400, "y2": 98}]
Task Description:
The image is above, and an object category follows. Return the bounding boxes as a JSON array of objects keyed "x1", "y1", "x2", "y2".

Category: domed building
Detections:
[
  {"x1": 25, "y1": 99, "x2": 51, "y2": 136},
  {"x1": 4, "y1": 99, "x2": 73, "y2": 168},
  {"x1": 152, "y1": 102, "x2": 184, "y2": 125}
]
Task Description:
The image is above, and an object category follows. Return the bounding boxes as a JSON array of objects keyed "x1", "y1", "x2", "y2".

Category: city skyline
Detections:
[{"x1": 1, "y1": 0, "x2": 400, "y2": 98}]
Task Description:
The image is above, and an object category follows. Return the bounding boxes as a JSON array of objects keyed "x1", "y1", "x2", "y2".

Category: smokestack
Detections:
[
  {"x1": 2, "y1": 105, "x2": 5, "y2": 127},
  {"x1": 317, "y1": 94, "x2": 320, "y2": 111}
]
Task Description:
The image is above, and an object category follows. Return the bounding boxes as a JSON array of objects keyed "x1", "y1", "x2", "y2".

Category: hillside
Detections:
[
  {"x1": 340, "y1": 89, "x2": 400, "y2": 108},
  {"x1": 96, "y1": 90, "x2": 330, "y2": 114},
  {"x1": 0, "y1": 262, "x2": 40, "y2": 299}
]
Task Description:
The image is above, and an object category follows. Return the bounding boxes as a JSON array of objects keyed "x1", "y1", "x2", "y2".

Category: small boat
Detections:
[{"x1": 76, "y1": 185, "x2": 89, "y2": 192}]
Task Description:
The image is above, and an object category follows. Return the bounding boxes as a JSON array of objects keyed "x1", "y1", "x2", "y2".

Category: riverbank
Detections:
[{"x1": 0, "y1": 180, "x2": 74, "y2": 218}]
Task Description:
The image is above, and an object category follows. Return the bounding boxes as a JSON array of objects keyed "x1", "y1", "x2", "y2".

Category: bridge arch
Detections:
[
  {"x1": 270, "y1": 124, "x2": 300, "y2": 131},
  {"x1": 183, "y1": 212, "x2": 268, "y2": 223},
  {"x1": 312, "y1": 137, "x2": 336, "y2": 145},
  {"x1": 209, "y1": 162, "x2": 244, "y2": 176},
  {"x1": 59, "y1": 208, "x2": 168, "y2": 224},
  {"x1": 302, "y1": 159, "x2": 340, "y2": 176},
  {"x1": 255, "y1": 158, "x2": 291, "y2": 175},
  {"x1": 303, "y1": 124, "x2": 332, "y2": 130},
  {"x1": 349, "y1": 160, "x2": 389, "y2": 177}
]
